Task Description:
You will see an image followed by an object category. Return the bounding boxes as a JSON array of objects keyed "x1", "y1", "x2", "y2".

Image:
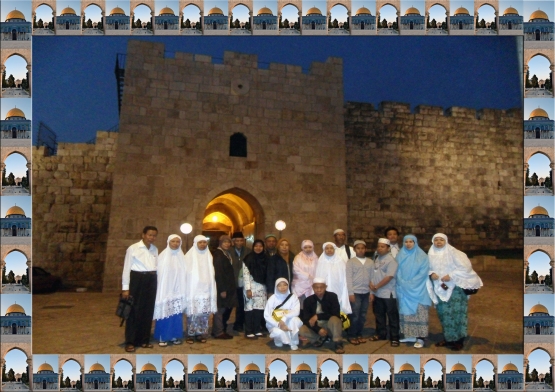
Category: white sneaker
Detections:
[
  {"x1": 399, "y1": 337, "x2": 416, "y2": 343},
  {"x1": 290, "y1": 344, "x2": 298, "y2": 351},
  {"x1": 246, "y1": 334, "x2": 256, "y2": 338},
  {"x1": 274, "y1": 341, "x2": 283, "y2": 347}
]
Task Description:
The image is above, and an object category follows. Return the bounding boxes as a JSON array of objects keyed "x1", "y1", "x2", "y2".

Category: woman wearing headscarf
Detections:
[
  {"x1": 243, "y1": 239, "x2": 268, "y2": 338},
  {"x1": 395, "y1": 234, "x2": 432, "y2": 348},
  {"x1": 315, "y1": 242, "x2": 352, "y2": 314},
  {"x1": 211, "y1": 235, "x2": 238, "y2": 339},
  {"x1": 266, "y1": 238, "x2": 295, "y2": 296},
  {"x1": 292, "y1": 240, "x2": 319, "y2": 309},
  {"x1": 264, "y1": 278, "x2": 303, "y2": 350},
  {"x1": 427, "y1": 233, "x2": 483, "y2": 351},
  {"x1": 184, "y1": 235, "x2": 217, "y2": 344},
  {"x1": 153, "y1": 234, "x2": 187, "y2": 346}
]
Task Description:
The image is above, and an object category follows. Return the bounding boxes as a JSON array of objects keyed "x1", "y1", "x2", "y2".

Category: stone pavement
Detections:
[{"x1": 32, "y1": 271, "x2": 522, "y2": 355}]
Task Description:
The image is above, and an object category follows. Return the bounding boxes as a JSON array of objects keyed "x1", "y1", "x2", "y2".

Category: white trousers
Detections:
[{"x1": 268, "y1": 317, "x2": 303, "y2": 345}]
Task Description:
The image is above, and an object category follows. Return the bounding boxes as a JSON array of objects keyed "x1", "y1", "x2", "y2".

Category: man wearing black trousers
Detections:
[
  {"x1": 121, "y1": 226, "x2": 158, "y2": 352},
  {"x1": 230, "y1": 231, "x2": 250, "y2": 333}
]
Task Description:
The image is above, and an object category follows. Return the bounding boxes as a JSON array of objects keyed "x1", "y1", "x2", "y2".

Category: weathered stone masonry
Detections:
[{"x1": 32, "y1": 41, "x2": 522, "y2": 290}]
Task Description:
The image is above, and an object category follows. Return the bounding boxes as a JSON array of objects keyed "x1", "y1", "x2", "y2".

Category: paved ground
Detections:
[
  {"x1": 1, "y1": 187, "x2": 30, "y2": 195},
  {"x1": 1, "y1": 284, "x2": 30, "y2": 293},
  {"x1": 525, "y1": 284, "x2": 553, "y2": 293},
  {"x1": 1, "y1": 89, "x2": 30, "y2": 97},
  {"x1": 32, "y1": 271, "x2": 522, "y2": 354},
  {"x1": 525, "y1": 187, "x2": 553, "y2": 196}
]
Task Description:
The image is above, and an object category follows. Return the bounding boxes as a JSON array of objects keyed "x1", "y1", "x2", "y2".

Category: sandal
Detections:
[
  {"x1": 414, "y1": 339, "x2": 424, "y2": 349},
  {"x1": 196, "y1": 335, "x2": 207, "y2": 343},
  {"x1": 158, "y1": 341, "x2": 168, "y2": 347},
  {"x1": 348, "y1": 337, "x2": 360, "y2": 345},
  {"x1": 125, "y1": 344, "x2": 135, "y2": 352},
  {"x1": 186, "y1": 337, "x2": 195, "y2": 344},
  {"x1": 357, "y1": 337, "x2": 367, "y2": 343},
  {"x1": 334, "y1": 343, "x2": 345, "y2": 354},
  {"x1": 435, "y1": 340, "x2": 451, "y2": 347},
  {"x1": 390, "y1": 340, "x2": 400, "y2": 347},
  {"x1": 141, "y1": 343, "x2": 153, "y2": 349},
  {"x1": 368, "y1": 335, "x2": 382, "y2": 341}
]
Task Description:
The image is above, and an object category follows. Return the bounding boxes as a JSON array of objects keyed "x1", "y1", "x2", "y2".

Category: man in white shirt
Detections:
[
  {"x1": 121, "y1": 226, "x2": 158, "y2": 352},
  {"x1": 333, "y1": 229, "x2": 355, "y2": 263},
  {"x1": 384, "y1": 227, "x2": 400, "y2": 258}
]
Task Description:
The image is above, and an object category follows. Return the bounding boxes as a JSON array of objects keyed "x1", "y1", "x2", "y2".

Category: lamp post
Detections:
[
  {"x1": 180, "y1": 223, "x2": 193, "y2": 250},
  {"x1": 275, "y1": 220, "x2": 286, "y2": 239}
]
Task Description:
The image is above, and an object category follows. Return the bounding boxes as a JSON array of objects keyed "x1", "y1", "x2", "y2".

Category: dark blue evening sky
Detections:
[{"x1": 33, "y1": 36, "x2": 522, "y2": 143}]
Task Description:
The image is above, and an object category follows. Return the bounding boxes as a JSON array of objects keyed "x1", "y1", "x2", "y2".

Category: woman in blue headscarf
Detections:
[{"x1": 395, "y1": 234, "x2": 432, "y2": 348}]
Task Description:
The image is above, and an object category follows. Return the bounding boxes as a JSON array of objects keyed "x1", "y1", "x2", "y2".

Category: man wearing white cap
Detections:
[
  {"x1": 299, "y1": 278, "x2": 345, "y2": 354},
  {"x1": 368, "y1": 238, "x2": 400, "y2": 347},
  {"x1": 333, "y1": 229, "x2": 355, "y2": 263}
]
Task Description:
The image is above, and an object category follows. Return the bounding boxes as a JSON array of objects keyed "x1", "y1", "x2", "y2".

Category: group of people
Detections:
[{"x1": 121, "y1": 226, "x2": 483, "y2": 353}]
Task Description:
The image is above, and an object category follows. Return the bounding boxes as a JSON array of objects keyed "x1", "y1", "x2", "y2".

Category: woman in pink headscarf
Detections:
[{"x1": 292, "y1": 240, "x2": 319, "y2": 309}]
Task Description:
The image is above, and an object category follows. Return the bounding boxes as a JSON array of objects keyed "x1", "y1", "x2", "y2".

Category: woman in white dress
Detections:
[
  {"x1": 315, "y1": 242, "x2": 352, "y2": 315},
  {"x1": 264, "y1": 278, "x2": 303, "y2": 350}
]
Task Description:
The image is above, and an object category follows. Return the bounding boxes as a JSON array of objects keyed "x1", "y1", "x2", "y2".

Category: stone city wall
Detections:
[
  {"x1": 32, "y1": 132, "x2": 117, "y2": 290},
  {"x1": 344, "y1": 101, "x2": 523, "y2": 251}
]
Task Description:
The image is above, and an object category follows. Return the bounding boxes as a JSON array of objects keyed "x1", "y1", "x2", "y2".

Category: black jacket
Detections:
[
  {"x1": 301, "y1": 291, "x2": 341, "y2": 333},
  {"x1": 266, "y1": 252, "x2": 294, "y2": 294},
  {"x1": 212, "y1": 248, "x2": 238, "y2": 308}
]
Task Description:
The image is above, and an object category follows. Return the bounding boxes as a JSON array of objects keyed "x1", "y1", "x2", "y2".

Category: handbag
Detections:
[
  {"x1": 271, "y1": 293, "x2": 293, "y2": 322},
  {"x1": 340, "y1": 312, "x2": 350, "y2": 330},
  {"x1": 116, "y1": 295, "x2": 134, "y2": 327},
  {"x1": 463, "y1": 288, "x2": 479, "y2": 295}
]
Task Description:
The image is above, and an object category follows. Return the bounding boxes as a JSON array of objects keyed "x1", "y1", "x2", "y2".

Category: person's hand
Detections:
[
  {"x1": 279, "y1": 321, "x2": 289, "y2": 331},
  {"x1": 370, "y1": 283, "x2": 378, "y2": 292},
  {"x1": 220, "y1": 292, "x2": 227, "y2": 299},
  {"x1": 430, "y1": 273, "x2": 439, "y2": 280},
  {"x1": 370, "y1": 293, "x2": 375, "y2": 302},
  {"x1": 246, "y1": 290, "x2": 252, "y2": 299},
  {"x1": 122, "y1": 290, "x2": 130, "y2": 299},
  {"x1": 441, "y1": 275, "x2": 451, "y2": 282},
  {"x1": 318, "y1": 328, "x2": 328, "y2": 337},
  {"x1": 349, "y1": 295, "x2": 355, "y2": 303},
  {"x1": 309, "y1": 314, "x2": 318, "y2": 327}
]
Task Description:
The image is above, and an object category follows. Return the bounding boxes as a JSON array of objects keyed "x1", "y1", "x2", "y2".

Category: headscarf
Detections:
[
  {"x1": 184, "y1": 235, "x2": 217, "y2": 315},
  {"x1": 243, "y1": 239, "x2": 267, "y2": 284},
  {"x1": 315, "y1": 242, "x2": 352, "y2": 314},
  {"x1": 276, "y1": 238, "x2": 291, "y2": 262},
  {"x1": 395, "y1": 235, "x2": 432, "y2": 315},
  {"x1": 273, "y1": 277, "x2": 291, "y2": 302},
  {"x1": 292, "y1": 240, "x2": 318, "y2": 298},
  {"x1": 426, "y1": 233, "x2": 483, "y2": 304},
  {"x1": 153, "y1": 234, "x2": 187, "y2": 320}
]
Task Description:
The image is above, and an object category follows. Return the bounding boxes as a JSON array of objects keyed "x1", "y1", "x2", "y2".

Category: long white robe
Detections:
[
  {"x1": 315, "y1": 242, "x2": 352, "y2": 314},
  {"x1": 184, "y1": 235, "x2": 218, "y2": 315}
]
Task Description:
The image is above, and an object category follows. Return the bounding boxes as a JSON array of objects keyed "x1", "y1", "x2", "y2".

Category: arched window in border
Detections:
[{"x1": 230, "y1": 132, "x2": 247, "y2": 157}]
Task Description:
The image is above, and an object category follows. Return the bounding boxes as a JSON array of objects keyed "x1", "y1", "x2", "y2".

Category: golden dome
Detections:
[
  {"x1": 529, "y1": 108, "x2": 549, "y2": 119},
  {"x1": 405, "y1": 7, "x2": 420, "y2": 15},
  {"x1": 306, "y1": 7, "x2": 322, "y2": 15},
  {"x1": 38, "y1": 363, "x2": 54, "y2": 372},
  {"x1": 110, "y1": 7, "x2": 126, "y2": 16},
  {"x1": 355, "y1": 7, "x2": 372, "y2": 16},
  {"x1": 6, "y1": 304, "x2": 25, "y2": 315},
  {"x1": 348, "y1": 363, "x2": 364, "y2": 372},
  {"x1": 296, "y1": 363, "x2": 312, "y2": 372},
  {"x1": 503, "y1": 7, "x2": 519, "y2": 16},
  {"x1": 141, "y1": 363, "x2": 157, "y2": 372},
  {"x1": 454, "y1": 7, "x2": 470, "y2": 16},
  {"x1": 244, "y1": 363, "x2": 260, "y2": 372},
  {"x1": 208, "y1": 7, "x2": 224, "y2": 15},
  {"x1": 529, "y1": 10, "x2": 549, "y2": 21},
  {"x1": 6, "y1": 108, "x2": 26, "y2": 119},
  {"x1": 60, "y1": 7, "x2": 77, "y2": 15},
  {"x1": 529, "y1": 206, "x2": 549, "y2": 217},
  {"x1": 193, "y1": 363, "x2": 209, "y2": 372},
  {"x1": 6, "y1": 10, "x2": 26, "y2": 21},
  {"x1": 159, "y1": 7, "x2": 175, "y2": 15},
  {"x1": 6, "y1": 206, "x2": 26, "y2": 217},
  {"x1": 90, "y1": 363, "x2": 105, "y2": 372},
  {"x1": 530, "y1": 304, "x2": 549, "y2": 314},
  {"x1": 399, "y1": 363, "x2": 415, "y2": 372},
  {"x1": 257, "y1": 7, "x2": 273, "y2": 15},
  {"x1": 451, "y1": 363, "x2": 467, "y2": 372},
  {"x1": 502, "y1": 363, "x2": 519, "y2": 373}
]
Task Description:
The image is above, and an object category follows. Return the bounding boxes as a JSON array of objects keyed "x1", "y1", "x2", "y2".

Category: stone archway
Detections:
[{"x1": 202, "y1": 188, "x2": 265, "y2": 248}]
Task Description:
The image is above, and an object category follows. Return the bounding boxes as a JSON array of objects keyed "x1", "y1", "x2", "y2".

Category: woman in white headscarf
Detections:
[
  {"x1": 292, "y1": 240, "x2": 319, "y2": 308},
  {"x1": 153, "y1": 234, "x2": 187, "y2": 346},
  {"x1": 264, "y1": 278, "x2": 303, "y2": 350},
  {"x1": 315, "y1": 242, "x2": 352, "y2": 314},
  {"x1": 184, "y1": 235, "x2": 218, "y2": 344},
  {"x1": 427, "y1": 233, "x2": 482, "y2": 351}
]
